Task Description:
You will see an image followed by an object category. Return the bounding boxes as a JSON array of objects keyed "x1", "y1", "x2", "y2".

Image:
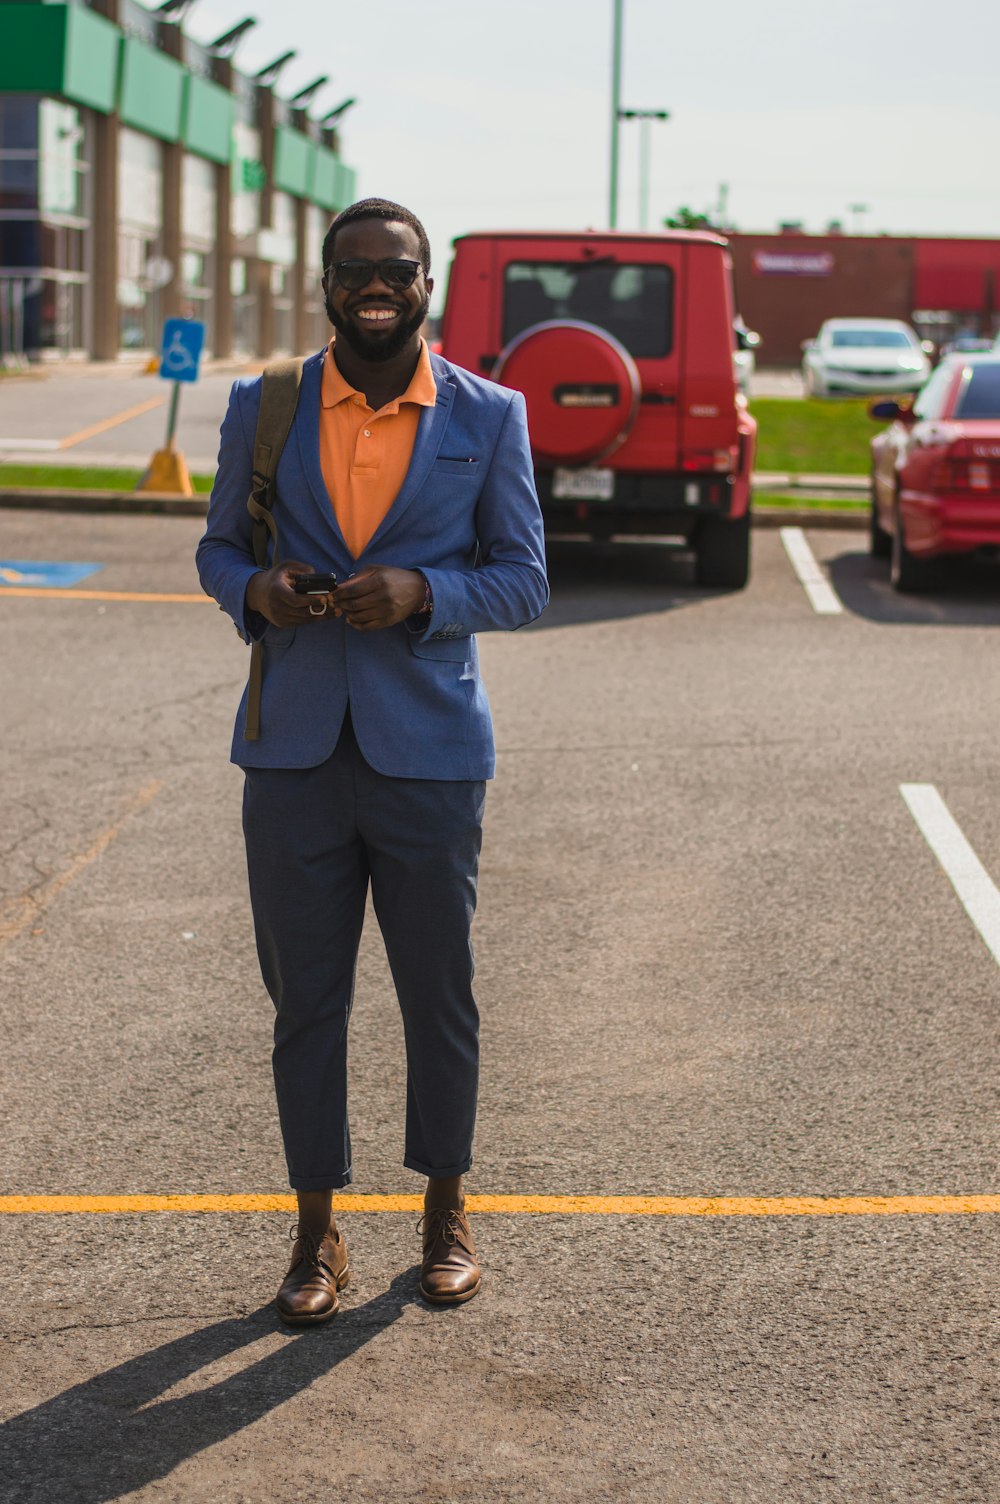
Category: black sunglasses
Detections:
[{"x1": 326, "y1": 258, "x2": 423, "y2": 291}]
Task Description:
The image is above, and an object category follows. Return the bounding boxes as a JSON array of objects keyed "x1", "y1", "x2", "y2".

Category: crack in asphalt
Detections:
[
  {"x1": 0, "y1": 805, "x2": 51, "y2": 867},
  {"x1": 129, "y1": 677, "x2": 246, "y2": 721},
  {"x1": 2, "y1": 1310, "x2": 255, "y2": 1342},
  {"x1": 0, "y1": 802, "x2": 57, "y2": 909}
]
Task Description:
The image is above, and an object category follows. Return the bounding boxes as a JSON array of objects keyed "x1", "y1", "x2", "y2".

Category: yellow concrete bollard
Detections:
[{"x1": 135, "y1": 445, "x2": 194, "y2": 496}]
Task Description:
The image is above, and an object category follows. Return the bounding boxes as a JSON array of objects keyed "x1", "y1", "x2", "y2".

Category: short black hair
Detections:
[{"x1": 323, "y1": 198, "x2": 431, "y2": 276}]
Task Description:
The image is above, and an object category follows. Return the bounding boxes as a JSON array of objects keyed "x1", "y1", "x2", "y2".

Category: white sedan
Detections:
[{"x1": 801, "y1": 318, "x2": 931, "y2": 398}]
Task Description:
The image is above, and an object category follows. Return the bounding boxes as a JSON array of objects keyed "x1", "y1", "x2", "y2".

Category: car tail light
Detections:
[
  {"x1": 682, "y1": 446, "x2": 737, "y2": 473},
  {"x1": 930, "y1": 445, "x2": 1000, "y2": 491}
]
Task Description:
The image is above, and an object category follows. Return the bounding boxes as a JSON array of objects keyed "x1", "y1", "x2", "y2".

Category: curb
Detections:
[
  {"x1": 0, "y1": 488, "x2": 208, "y2": 516},
  {"x1": 753, "y1": 509, "x2": 865, "y2": 530},
  {"x1": 0, "y1": 489, "x2": 868, "y2": 529},
  {"x1": 754, "y1": 471, "x2": 868, "y2": 493}
]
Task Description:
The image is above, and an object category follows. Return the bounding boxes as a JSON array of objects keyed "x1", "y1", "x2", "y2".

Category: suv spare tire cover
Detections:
[{"x1": 492, "y1": 320, "x2": 641, "y2": 465}]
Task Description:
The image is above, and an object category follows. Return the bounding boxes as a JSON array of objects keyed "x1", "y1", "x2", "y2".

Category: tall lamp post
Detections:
[
  {"x1": 609, "y1": 0, "x2": 624, "y2": 227},
  {"x1": 608, "y1": 2, "x2": 669, "y2": 230},
  {"x1": 618, "y1": 108, "x2": 669, "y2": 229}
]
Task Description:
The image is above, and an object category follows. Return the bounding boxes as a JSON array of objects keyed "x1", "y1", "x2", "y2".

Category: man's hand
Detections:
[
  {"x1": 333, "y1": 567, "x2": 427, "y2": 631},
  {"x1": 245, "y1": 562, "x2": 329, "y2": 627}
]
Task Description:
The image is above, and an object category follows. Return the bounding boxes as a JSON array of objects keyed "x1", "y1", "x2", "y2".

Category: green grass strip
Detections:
[
  {"x1": 752, "y1": 396, "x2": 887, "y2": 477},
  {"x1": 0, "y1": 464, "x2": 214, "y2": 493},
  {"x1": 754, "y1": 493, "x2": 867, "y2": 512}
]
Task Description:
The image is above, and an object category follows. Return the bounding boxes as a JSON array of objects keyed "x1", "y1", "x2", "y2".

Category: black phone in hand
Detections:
[{"x1": 293, "y1": 572, "x2": 338, "y2": 595}]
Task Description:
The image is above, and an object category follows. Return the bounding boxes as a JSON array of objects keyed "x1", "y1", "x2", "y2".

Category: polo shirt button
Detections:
[
  {"x1": 363, "y1": 429, "x2": 372, "y2": 437},
  {"x1": 353, "y1": 396, "x2": 364, "y2": 406}
]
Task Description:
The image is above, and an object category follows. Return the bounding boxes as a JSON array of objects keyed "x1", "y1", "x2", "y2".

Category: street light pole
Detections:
[
  {"x1": 609, "y1": 0, "x2": 623, "y2": 229},
  {"x1": 639, "y1": 114, "x2": 650, "y2": 229},
  {"x1": 618, "y1": 108, "x2": 670, "y2": 230}
]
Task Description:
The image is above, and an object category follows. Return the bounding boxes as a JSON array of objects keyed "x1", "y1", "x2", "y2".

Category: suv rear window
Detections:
[{"x1": 502, "y1": 261, "x2": 673, "y2": 358}]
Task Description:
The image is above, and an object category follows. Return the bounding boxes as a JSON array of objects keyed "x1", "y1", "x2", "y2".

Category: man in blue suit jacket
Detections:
[{"x1": 197, "y1": 199, "x2": 547, "y2": 1323}]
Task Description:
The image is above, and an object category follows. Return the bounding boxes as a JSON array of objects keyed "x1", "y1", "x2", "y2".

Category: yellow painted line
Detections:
[
  {"x1": 58, "y1": 397, "x2": 165, "y2": 449},
  {"x1": 0, "y1": 588, "x2": 209, "y2": 603},
  {"x1": 1, "y1": 1194, "x2": 998, "y2": 1216},
  {"x1": 0, "y1": 780, "x2": 164, "y2": 947}
]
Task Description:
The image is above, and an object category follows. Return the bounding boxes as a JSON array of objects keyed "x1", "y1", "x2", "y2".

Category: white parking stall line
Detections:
[
  {"x1": 0, "y1": 438, "x2": 60, "y2": 452},
  {"x1": 779, "y1": 526, "x2": 844, "y2": 615},
  {"x1": 901, "y1": 783, "x2": 1000, "y2": 969}
]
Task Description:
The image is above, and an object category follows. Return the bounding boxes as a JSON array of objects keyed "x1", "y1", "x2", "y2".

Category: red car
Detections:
[
  {"x1": 870, "y1": 354, "x2": 1000, "y2": 590},
  {"x1": 440, "y1": 230, "x2": 757, "y2": 588}
]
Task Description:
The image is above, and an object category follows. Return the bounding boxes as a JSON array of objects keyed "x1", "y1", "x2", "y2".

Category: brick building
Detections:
[{"x1": 726, "y1": 232, "x2": 1000, "y2": 365}]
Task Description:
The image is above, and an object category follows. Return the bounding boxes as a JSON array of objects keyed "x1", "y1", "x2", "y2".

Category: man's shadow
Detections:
[{"x1": 1, "y1": 1271, "x2": 419, "y2": 1503}]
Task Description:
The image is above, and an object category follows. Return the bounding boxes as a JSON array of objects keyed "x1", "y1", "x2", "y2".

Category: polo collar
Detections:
[{"x1": 321, "y1": 336, "x2": 437, "y2": 414}]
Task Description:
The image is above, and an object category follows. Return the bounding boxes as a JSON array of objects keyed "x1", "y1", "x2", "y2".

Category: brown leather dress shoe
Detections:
[
  {"x1": 419, "y1": 1207, "x2": 481, "y2": 1305},
  {"x1": 275, "y1": 1223, "x2": 350, "y2": 1326}
]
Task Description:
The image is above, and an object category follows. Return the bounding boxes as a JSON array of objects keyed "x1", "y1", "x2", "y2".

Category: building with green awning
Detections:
[{"x1": 0, "y1": 0, "x2": 358, "y2": 359}]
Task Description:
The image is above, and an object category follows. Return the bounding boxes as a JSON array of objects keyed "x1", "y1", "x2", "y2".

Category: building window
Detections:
[
  {"x1": 231, "y1": 120, "x2": 262, "y2": 239},
  {"x1": 230, "y1": 119, "x2": 261, "y2": 356},
  {"x1": 118, "y1": 127, "x2": 164, "y2": 350},
  {"x1": 265, "y1": 190, "x2": 297, "y2": 354},
  {"x1": 181, "y1": 152, "x2": 217, "y2": 348},
  {"x1": 306, "y1": 203, "x2": 328, "y2": 349},
  {"x1": 39, "y1": 100, "x2": 88, "y2": 220},
  {"x1": 0, "y1": 96, "x2": 92, "y2": 358}
]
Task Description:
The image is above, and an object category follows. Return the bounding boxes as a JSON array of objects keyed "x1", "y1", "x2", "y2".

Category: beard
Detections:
[{"x1": 325, "y1": 290, "x2": 430, "y2": 362}]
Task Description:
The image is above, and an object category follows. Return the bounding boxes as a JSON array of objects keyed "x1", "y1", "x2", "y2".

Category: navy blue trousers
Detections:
[{"x1": 242, "y1": 714, "x2": 485, "y2": 1191}]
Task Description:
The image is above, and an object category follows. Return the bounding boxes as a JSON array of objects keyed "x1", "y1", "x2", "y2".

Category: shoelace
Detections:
[
  {"x1": 417, "y1": 1209, "x2": 468, "y2": 1249},
  {"x1": 290, "y1": 1223, "x2": 331, "y2": 1271}
]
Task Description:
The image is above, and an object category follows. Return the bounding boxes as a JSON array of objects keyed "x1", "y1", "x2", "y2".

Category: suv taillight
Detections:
[{"x1": 682, "y1": 446, "x2": 738, "y2": 473}]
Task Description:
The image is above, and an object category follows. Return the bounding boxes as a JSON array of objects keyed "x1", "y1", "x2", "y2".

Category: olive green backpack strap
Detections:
[{"x1": 244, "y1": 355, "x2": 306, "y2": 741}]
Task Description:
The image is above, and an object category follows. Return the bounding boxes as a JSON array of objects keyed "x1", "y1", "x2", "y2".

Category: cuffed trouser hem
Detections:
[
  {"x1": 288, "y1": 1167, "x2": 353, "y2": 1192},
  {"x1": 403, "y1": 1155, "x2": 473, "y2": 1179}
]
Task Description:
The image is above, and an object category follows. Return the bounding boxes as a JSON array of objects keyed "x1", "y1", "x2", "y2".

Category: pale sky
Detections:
[{"x1": 184, "y1": 0, "x2": 1000, "y2": 311}]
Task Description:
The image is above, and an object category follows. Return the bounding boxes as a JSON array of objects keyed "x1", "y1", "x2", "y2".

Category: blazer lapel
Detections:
[
  {"x1": 294, "y1": 351, "x2": 350, "y2": 555},
  {"x1": 360, "y1": 367, "x2": 457, "y2": 556}
]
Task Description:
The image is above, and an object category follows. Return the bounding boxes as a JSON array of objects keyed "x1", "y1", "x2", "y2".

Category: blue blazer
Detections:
[{"x1": 196, "y1": 348, "x2": 548, "y2": 779}]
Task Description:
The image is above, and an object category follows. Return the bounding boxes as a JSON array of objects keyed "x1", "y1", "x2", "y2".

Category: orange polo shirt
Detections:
[{"x1": 319, "y1": 337, "x2": 438, "y2": 559}]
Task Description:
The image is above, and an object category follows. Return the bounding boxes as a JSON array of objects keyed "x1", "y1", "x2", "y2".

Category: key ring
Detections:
[{"x1": 308, "y1": 599, "x2": 328, "y2": 617}]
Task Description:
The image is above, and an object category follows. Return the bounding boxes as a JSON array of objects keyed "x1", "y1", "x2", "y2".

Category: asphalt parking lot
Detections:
[{"x1": 1, "y1": 510, "x2": 998, "y2": 1503}]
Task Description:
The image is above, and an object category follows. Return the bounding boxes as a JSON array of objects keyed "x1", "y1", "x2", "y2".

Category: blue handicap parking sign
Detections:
[
  {"x1": 0, "y1": 560, "x2": 102, "y2": 588},
  {"x1": 159, "y1": 319, "x2": 205, "y2": 383}
]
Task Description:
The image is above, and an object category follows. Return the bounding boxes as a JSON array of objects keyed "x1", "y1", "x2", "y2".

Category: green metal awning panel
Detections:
[
  {"x1": 183, "y1": 75, "x2": 234, "y2": 164},
  {"x1": 310, "y1": 146, "x2": 339, "y2": 211},
  {"x1": 273, "y1": 125, "x2": 313, "y2": 198},
  {"x1": 333, "y1": 161, "x2": 357, "y2": 212},
  {"x1": 0, "y1": 3, "x2": 120, "y2": 113},
  {"x1": 118, "y1": 37, "x2": 185, "y2": 141}
]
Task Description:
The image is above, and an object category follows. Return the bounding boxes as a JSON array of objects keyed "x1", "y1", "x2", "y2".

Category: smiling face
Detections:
[{"x1": 322, "y1": 218, "x2": 433, "y2": 363}]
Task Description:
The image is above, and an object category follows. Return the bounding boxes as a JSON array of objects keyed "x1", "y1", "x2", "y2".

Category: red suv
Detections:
[{"x1": 439, "y1": 229, "x2": 756, "y2": 587}]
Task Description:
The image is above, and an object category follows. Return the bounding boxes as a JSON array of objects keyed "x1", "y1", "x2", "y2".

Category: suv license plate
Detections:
[{"x1": 552, "y1": 467, "x2": 615, "y2": 501}]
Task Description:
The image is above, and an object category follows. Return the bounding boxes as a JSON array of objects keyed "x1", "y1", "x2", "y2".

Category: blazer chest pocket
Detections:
[
  {"x1": 410, "y1": 636, "x2": 472, "y2": 661},
  {"x1": 432, "y1": 457, "x2": 480, "y2": 477}
]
